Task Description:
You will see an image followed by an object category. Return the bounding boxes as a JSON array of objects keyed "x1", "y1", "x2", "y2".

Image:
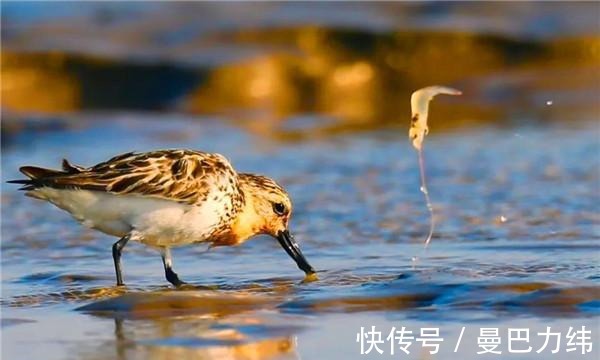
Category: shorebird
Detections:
[{"x1": 8, "y1": 149, "x2": 315, "y2": 287}]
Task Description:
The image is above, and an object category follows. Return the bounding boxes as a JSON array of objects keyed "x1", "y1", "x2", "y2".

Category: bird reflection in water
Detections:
[{"x1": 80, "y1": 290, "x2": 301, "y2": 360}]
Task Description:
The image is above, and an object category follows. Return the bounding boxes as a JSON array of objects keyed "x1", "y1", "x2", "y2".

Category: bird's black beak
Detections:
[{"x1": 277, "y1": 230, "x2": 315, "y2": 275}]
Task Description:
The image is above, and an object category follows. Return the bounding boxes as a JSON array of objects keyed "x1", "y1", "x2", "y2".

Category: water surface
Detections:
[{"x1": 2, "y1": 116, "x2": 598, "y2": 359}]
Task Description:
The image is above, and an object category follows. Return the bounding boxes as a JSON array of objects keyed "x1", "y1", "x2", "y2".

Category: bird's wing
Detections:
[{"x1": 23, "y1": 150, "x2": 239, "y2": 205}]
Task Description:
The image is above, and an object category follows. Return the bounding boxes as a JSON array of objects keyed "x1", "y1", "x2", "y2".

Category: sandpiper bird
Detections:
[{"x1": 8, "y1": 149, "x2": 315, "y2": 287}]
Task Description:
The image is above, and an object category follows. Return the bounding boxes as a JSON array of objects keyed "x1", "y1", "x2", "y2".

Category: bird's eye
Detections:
[{"x1": 272, "y1": 202, "x2": 287, "y2": 216}]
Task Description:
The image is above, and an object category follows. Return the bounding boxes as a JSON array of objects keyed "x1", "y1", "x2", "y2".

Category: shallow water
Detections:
[
  {"x1": 2, "y1": 2, "x2": 600, "y2": 358},
  {"x1": 1, "y1": 115, "x2": 598, "y2": 359}
]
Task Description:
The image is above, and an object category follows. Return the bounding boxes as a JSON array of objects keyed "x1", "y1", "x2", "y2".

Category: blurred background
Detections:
[
  {"x1": 2, "y1": 3, "x2": 599, "y2": 360},
  {"x1": 2, "y1": 1, "x2": 599, "y2": 140}
]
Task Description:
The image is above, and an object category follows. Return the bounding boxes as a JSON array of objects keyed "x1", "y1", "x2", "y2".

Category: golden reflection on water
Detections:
[
  {"x1": 186, "y1": 30, "x2": 600, "y2": 134},
  {"x1": 125, "y1": 328, "x2": 296, "y2": 360},
  {"x1": 79, "y1": 290, "x2": 278, "y2": 319},
  {"x1": 5, "y1": 285, "x2": 131, "y2": 307},
  {"x1": 1, "y1": 52, "x2": 80, "y2": 113},
  {"x1": 77, "y1": 291, "x2": 299, "y2": 360},
  {"x1": 129, "y1": 336, "x2": 295, "y2": 360},
  {"x1": 2, "y1": 27, "x2": 599, "y2": 138}
]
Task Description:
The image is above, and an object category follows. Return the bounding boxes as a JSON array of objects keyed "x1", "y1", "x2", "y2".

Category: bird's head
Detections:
[{"x1": 235, "y1": 173, "x2": 315, "y2": 275}]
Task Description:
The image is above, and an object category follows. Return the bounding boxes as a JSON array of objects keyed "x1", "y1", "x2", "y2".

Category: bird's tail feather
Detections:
[
  {"x1": 7, "y1": 166, "x2": 61, "y2": 190},
  {"x1": 7, "y1": 160, "x2": 82, "y2": 191}
]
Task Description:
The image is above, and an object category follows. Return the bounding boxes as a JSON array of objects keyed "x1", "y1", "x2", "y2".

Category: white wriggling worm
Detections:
[
  {"x1": 409, "y1": 85, "x2": 461, "y2": 247},
  {"x1": 409, "y1": 86, "x2": 462, "y2": 151}
]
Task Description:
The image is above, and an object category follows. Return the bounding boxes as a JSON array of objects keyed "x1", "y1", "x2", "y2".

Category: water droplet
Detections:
[{"x1": 546, "y1": 100, "x2": 553, "y2": 106}]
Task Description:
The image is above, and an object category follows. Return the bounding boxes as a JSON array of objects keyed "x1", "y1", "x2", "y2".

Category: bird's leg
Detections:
[
  {"x1": 112, "y1": 234, "x2": 131, "y2": 286},
  {"x1": 160, "y1": 247, "x2": 186, "y2": 287}
]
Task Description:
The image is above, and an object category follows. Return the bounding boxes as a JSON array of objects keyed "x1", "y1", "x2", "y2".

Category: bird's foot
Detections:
[{"x1": 165, "y1": 267, "x2": 186, "y2": 288}]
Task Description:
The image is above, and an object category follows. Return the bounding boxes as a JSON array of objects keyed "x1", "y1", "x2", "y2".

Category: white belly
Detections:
[{"x1": 29, "y1": 188, "x2": 227, "y2": 247}]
